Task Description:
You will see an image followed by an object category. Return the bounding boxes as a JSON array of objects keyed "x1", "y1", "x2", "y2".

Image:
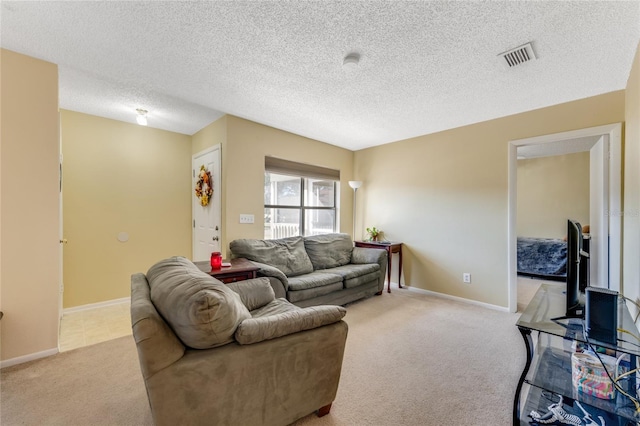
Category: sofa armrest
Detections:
[
  {"x1": 131, "y1": 273, "x2": 185, "y2": 380},
  {"x1": 351, "y1": 246, "x2": 387, "y2": 265},
  {"x1": 251, "y1": 261, "x2": 289, "y2": 289},
  {"x1": 351, "y1": 247, "x2": 388, "y2": 292},
  {"x1": 235, "y1": 305, "x2": 346, "y2": 345}
]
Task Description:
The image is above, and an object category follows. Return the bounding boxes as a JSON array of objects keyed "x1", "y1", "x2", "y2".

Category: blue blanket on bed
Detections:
[{"x1": 517, "y1": 237, "x2": 567, "y2": 277}]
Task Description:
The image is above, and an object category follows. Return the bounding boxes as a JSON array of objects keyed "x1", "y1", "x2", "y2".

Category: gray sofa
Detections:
[
  {"x1": 131, "y1": 256, "x2": 348, "y2": 426},
  {"x1": 229, "y1": 233, "x2": 388, "y2": 307}
]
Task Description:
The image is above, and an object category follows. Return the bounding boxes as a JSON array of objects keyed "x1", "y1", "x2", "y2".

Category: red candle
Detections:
[{"x1": 210, "y1": 252, "x2": 222, "y2": 270}]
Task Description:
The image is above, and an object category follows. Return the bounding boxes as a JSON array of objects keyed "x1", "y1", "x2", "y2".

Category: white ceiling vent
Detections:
[{"x1": 498, "y1": 42, "x2": 536, "y2": 68}]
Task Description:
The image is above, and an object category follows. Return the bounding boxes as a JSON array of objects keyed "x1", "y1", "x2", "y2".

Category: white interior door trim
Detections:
[
  {"x1": 609, "y1": 124, "x2": 622, "y2": 293},
  {"x1": 507, "y1": 123, "x2": 622, "y2": 313},
  {"x1": 192, "y1": 145, "x2": 222, "y2": 261},
  {"x1": 589, "y1": 135, "x2": 608, "y2": 289}
]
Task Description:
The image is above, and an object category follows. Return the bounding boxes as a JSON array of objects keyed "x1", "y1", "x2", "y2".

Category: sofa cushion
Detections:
[
  {"x1": 230, "y1": 236, "x2": 314, "y2": 277},
  {"x1": 146, "y1": 256, "x2": 251, "y2": 349},
  {"x1": 235, "y1": 304, "x2": 347, "y2": 345},
  {"x1": 322, "y1": 263, "x2": 380, "y2": 280},
  {"x1": 287, "y1": 271, "x2": 343, "y2": 291},
  {"x1": 250, "y1": 298, "x2": 301, "y2": 317},
  {"x1": 323, "y1": 264, "x2": 381, "y2": 289},
  {"x1": 226, "y1": 277, "x2": 275, "y2": 311},
  {"x1": 344, "y1": 271, "x2": 380, "y2": 289},
  {"x1": 287, "y1": 282, "x2": 344, "y2": 303},
  {"x1": 303, "y1": 233, "x2": 353, "y2": 270}
]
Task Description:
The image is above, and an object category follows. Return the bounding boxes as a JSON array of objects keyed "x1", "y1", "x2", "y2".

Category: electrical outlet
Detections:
[
  {"x1": 463, "y1": 273, "x2": 471, "y2": 283},
  {"x1": 239, "y1": 214, "x2": 254, "y2": 224}
]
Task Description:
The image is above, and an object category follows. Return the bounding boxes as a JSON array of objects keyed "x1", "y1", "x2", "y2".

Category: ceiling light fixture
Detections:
[
  {"x1": 343, "y1": 52, "x2": 360, "y2": 67},
  {"x1": 136, "y1": 108, "x2": 148, "y2": 126}
]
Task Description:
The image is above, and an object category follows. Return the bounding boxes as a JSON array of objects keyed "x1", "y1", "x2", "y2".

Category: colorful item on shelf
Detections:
[{"x1": 571, "y1": 352, "x2": 618, "y2": 400}]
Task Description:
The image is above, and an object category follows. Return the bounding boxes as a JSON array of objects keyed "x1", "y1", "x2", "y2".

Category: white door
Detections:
[
  {"x1": 192, "y1": 145, "x2": 222, "y2": 261},
  {"x1": 589, "y1": 136, "x2": 609, "y2": 288},
  {"x1": 59, "y1": 152, "x2": 64, "y2": 321}
]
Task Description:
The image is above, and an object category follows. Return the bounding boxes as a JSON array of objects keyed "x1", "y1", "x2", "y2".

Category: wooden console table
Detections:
[
  {"x1": 195, "y1": 257, "x2": 259, "y2": 284},
  {"x1": 354, "y1": 241, "x2": 403, "y2": 293}
]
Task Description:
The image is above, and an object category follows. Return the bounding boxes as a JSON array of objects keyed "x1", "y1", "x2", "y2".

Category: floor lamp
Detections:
[{"x1": 348, "y1": 181, "x2": 363, "y2": 241}]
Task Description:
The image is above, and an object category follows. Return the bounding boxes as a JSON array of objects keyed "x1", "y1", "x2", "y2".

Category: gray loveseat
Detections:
[
  {"x1": 229, "y1": 233, "x2": 387, "y2": 307},
  {"x1": 131, "y1": 256, "x2": 348, "y2": 426}
]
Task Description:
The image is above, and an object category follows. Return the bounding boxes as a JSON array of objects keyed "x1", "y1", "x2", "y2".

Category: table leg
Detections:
[
  {"x1": 386, "y1": 247, "x2": 392, "y2": 293},
  {"x1": 397, "y1": 245, "x2": 403, "y2": 288},
  {"x1": 513, "y1": 327, "x2": 533, "y2": 425}
]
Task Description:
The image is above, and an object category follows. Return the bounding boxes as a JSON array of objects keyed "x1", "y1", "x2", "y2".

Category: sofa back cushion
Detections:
[
  {"x1": 229, "y1": 236, "x2": 314, "y2": 277},
  {"x1": 304, "y1": 233, "x2": 353, "y2": 270},
  {"x1": 146, "y1": 256, "x2": 251, "y2": 349},
  {"x1": 226, "y1": 277, "x2": 275, "y2": 312}
]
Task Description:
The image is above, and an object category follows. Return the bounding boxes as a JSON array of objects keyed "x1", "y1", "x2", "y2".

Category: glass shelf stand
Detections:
[{"x1": 514, "y1": 283, "x2": 640, "y2": 426}]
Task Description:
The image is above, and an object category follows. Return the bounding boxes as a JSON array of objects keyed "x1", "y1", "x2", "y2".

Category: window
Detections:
[{"x1": 264, "y1": 158, "x2": 339, "y2": 239}]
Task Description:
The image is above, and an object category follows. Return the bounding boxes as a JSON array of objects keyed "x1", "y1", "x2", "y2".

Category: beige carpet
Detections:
[{"x1": 1, "y1": 288, "x2": 525, "y2": 425}]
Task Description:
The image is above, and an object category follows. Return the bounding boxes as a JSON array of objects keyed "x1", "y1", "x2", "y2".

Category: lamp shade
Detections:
[{"x1": 348, "y1": 180, "x2": 363, "y2": 189}]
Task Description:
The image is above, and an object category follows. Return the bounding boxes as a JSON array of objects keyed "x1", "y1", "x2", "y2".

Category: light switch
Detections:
[{"x1": 239, "y1": 214, "x2": 254, "y2": 224}]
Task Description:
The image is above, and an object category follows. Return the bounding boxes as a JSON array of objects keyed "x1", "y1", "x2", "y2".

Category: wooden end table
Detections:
[
  {"x1": 354, "y1": 241, "x2": 403, "y2": 293},
  {"x1": 195, "y1": 257, "x2": 259, "y2": 284}
]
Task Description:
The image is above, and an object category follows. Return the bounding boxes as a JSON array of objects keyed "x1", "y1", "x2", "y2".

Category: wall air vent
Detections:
[{"x1": 498, "y1": 42, "x2": 536, "y2": 68}]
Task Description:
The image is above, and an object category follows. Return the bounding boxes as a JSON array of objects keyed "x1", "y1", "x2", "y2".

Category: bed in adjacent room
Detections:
[{"x1": 516, "y1": 237, "x2": 567, "y2": 281}]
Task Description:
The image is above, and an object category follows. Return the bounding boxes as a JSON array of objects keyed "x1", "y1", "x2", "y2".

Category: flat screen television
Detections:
[{"x1": 565, "y1": 219, "x2": 588, "y2": 318}]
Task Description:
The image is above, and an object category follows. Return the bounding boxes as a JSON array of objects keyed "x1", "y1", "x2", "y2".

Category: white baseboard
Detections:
[
  {"x1": 2, "y1": 297, "x2": 131, "y2": 369},
  {"x1": 1, "y1": 347, "x2": 59, "y2": 369},
  {"x1": 63, "y1": 297, "x2": 131, "y2": 314},
  {"x1": 403, "y1": 285, "x2": 510, "y2": 312}
]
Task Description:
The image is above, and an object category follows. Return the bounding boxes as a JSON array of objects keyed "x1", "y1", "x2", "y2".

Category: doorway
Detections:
[
  {"x1": 508, "y1": 123, "x2": 622, "y2": 313},
  {"x1": 192, "y1": 145, "x2": 222, "y2": 261}
]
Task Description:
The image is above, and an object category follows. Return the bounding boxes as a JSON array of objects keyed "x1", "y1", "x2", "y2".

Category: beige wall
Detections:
[
  {"x1": 517, "y1": 153, "x2": 590, "y2": 239},
  {"x1": 61, "y1": 110, "x2": 192, "y2": 308},
  {"x1": 60, "y1": 111, "x2": 351, "y2": 306},
  {"x1": 192, "y1": 116, "x2": 228, "y2": 254},
  {"x1": 224, "y1": 116, "x2": 354, "y2": 256},
  {"x1": 354, "y1": 91, "x2": 625, "y2": 307},
  {"x1": 1, "y1": 50, "x2": 60, "y2": 362},
  {"x1": 3, "y1": 43, "x2": 637, "y2": 362},
  {"x1": 192, "y1": 116, "x2": 227, "y2": 155},
  {"x1": 623, "y1": 41, "x2": 640, "y2": 302}
]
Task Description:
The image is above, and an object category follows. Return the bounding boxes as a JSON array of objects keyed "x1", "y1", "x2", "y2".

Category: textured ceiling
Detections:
[{"x1": 1, "y1": 1, "x2": 639, "y2": 151}]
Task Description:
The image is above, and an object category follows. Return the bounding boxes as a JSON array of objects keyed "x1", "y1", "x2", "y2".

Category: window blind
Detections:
[{"x1": 264, "y1": 157, "x2": 340, "y2": 181}]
